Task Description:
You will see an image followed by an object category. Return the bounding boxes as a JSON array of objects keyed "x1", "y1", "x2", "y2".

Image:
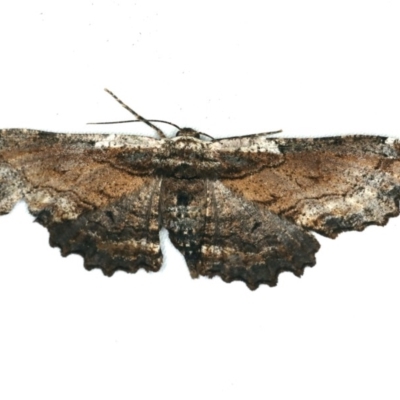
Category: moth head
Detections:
[
  {"x1": 176, "y1": 128, "x2": 201, "y2": 138},
  {"x1": 176, "y1": 128, "x2": 214, "y2": 141}
]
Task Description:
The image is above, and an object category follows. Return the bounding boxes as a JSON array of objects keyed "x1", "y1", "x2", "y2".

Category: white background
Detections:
[{"x1": 1, "y1": 1, "x2": 400, "y2": 399}]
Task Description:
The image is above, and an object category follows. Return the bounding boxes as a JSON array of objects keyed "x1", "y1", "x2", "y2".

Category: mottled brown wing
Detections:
[
  {"x1": 215, "y1": 134, "x2": 400, "y2": 238},
  {"x1": 195, "y1": 180, "x2": 320, "y2": 290},
  {"x1": 0, "y1": 129, "x2": 164, "y2": 274}
]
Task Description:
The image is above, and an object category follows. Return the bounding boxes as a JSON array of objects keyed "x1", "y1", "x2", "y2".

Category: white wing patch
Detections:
[{"x1": 211, "y1": 136, "x2": 282, "y2": 154}]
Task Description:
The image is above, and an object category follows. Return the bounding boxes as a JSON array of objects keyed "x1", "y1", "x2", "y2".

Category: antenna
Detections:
[
  {"x1": 103, "y1": 89, "x2": 167, "y2": 138},
  {"x1": 88, "y1": 118, "x2": 181, "y2": 130}
]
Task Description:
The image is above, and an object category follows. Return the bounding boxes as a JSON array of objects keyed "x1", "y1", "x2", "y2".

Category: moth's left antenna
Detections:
[{"x1": 103, "y1": 89, "x2": 167, "y2": 138}]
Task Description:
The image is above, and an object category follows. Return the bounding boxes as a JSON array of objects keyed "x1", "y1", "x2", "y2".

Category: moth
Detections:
[{"x1": 1, "y1": 90, "x2": 399, "y2": 290}]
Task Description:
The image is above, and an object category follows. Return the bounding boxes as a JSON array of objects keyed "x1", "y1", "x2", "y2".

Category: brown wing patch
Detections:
[
  {"x1": 0, "y1": 129, "x2": 159, "y2": 218},
  {"x1": 222, "y1": 136, "x2": 400, "y2": 238}
]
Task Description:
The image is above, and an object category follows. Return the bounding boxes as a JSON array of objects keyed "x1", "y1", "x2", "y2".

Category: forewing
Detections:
[
  {"x1": 218, "y1": 135, "x2": 400, "y2": 237},
  {"x1": 0, "y1": 129, "x2": 163, "y2": 273}
]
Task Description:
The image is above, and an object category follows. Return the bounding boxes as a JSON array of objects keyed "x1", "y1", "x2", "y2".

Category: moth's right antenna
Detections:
[
  {"x1": 88, "y1": 119, "x2": 182, "y2": 130},
  {"x1": 104, "y1": 89, "x2": 167, "y2": 138}
]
